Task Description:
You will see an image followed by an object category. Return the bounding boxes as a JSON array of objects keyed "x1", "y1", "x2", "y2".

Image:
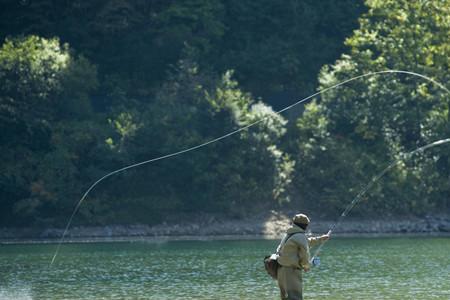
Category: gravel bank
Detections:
[{"x1": 1, "y1": 211, "x2": 450, "y2": 243}]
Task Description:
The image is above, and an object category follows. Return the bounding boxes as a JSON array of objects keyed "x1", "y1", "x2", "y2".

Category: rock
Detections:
[{"x1": 438, "y1": 221, "x2": 450, "y2": 232}]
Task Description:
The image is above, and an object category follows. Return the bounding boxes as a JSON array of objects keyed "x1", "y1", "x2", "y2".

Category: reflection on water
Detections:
[{"x1": 1, "y1": 238, "x2": 449, "y2": 299}]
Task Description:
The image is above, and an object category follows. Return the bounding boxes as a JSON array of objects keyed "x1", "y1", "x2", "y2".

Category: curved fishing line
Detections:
[
  {"x1": 50, "y1": 69, "x2": 448, "y2": 266},
  {"x1": 311, "y1": 138, "x2": 450, "y2": 263}
]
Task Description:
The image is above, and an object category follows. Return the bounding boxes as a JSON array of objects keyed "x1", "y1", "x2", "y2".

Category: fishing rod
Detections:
[
  {"x1": 310, "y1": 138, "x2": 450, "y2": 265},
  {"x1": 50, "y1": 70, "x2": 449, "y2": 266}
]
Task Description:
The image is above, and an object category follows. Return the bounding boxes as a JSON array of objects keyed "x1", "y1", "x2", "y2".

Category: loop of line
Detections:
[{"x1": 51, "y1": 70, "x2": 449, "y2": 266}]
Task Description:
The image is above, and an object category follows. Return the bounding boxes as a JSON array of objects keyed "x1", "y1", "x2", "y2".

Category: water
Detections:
[{"x1": 1, "y1": 237, "x2": 449, "y2": 299}]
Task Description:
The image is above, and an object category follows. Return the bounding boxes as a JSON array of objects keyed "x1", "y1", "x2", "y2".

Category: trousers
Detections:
[{"x1": 277, "y1": 265, "x2": 303, "y2": 300}]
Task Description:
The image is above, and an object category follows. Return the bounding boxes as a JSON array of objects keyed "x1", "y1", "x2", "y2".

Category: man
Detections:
[{"x1": 276, "y1": 213, "x2": 329, "y2": 300}]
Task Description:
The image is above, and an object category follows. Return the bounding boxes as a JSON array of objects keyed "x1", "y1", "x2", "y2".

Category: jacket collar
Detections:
[{"x1": 286, "y1": 223, "x2": 305, "y2": 234}]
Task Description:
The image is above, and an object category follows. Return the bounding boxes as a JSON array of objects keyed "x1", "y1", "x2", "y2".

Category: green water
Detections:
[{"x1": 1, "y1": 237, "x2": 449, "y2": 299}]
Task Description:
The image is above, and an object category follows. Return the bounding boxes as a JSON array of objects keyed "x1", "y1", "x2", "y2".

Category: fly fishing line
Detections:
[
  {"x1": 310, "y1": 138, "x2": 450, "y2": 264},
  {"x1": 50, "y1": 70, "x2": 449, "y2": 266}
]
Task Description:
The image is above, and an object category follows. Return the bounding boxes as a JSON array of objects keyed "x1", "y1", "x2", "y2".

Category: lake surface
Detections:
[{"x1": 1, "y1": 237, "x2": 449, "y2": 299}]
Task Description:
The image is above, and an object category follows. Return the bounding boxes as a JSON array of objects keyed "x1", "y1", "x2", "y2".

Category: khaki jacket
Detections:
[{"x1": 276, "y1": 224, "x2": 321, "y2": 270}]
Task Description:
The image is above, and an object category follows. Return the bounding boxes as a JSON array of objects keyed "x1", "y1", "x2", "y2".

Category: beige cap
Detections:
[{"x1": 292, "y1": 213, "x2": 310, "y2": 225}]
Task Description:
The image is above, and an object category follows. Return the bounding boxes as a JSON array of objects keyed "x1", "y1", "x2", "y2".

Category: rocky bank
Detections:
[{"x1": 1, "y1": 211, "x2": 450, "y2": 243}]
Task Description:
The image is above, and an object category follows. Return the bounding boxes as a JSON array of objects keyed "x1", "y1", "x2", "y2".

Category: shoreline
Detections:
[
  {"x1": 1, "y1": 231, "x2": 450, "y2": 245},
  {"x1": 1, "y1": 211, "x2": 449, "y2": 245}
]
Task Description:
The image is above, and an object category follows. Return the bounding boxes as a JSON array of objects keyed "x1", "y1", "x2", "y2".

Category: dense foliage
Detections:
[
  {"x1": 0, "y1": 0, "x2": 363, "y2": 107},
  {"x1": 293, "y1": 0, "x2": 450, "y2": 216},
  {"x1": 0, "y1": 0, "x2": 448, "y2": 227}
]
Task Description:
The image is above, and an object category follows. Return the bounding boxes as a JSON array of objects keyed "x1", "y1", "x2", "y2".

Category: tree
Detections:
[
  {"x1": 0, "y1": 0, "x2": 364, "y2": 111},
  {"x1": 293, "y1": 0, "x2": 450, "y2": 216},
  {"x1": 212, "y1": 0, "x2": 365, "y2": 107},
  {"x1": 0, "y1": 36, "x2": 99, "y2": 226},
  {"x1": 102, "y1": 58, "x2": 294, "y2": 222}
]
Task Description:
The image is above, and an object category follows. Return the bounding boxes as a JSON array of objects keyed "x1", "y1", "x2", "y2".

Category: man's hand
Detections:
[
  {"x1": 303, "y1": 266, "x2": 310, "y2": 272},
  {"x1": 320, "y1": 233, "x2": 330, "y2": 242}
]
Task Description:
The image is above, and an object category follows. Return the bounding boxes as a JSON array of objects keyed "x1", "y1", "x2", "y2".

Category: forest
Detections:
[{"x1": 0, "y1": 0, "x2": 449, "y2": 227}]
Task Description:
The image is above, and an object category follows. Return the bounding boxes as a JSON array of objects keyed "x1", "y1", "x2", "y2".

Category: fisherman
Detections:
[{"x1": 276, "y1": 213, "x2": 329, "y2": 300}]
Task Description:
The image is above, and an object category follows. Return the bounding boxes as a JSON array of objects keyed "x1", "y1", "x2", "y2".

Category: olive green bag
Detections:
[{"x1": 263, "y1": 253, "x2": 280, "y2": 279}]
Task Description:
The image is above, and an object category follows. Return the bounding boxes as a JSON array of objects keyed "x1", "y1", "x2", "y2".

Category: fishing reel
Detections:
[{"x1": 311, "y1": 256, "x2": 321, "y2": 267}]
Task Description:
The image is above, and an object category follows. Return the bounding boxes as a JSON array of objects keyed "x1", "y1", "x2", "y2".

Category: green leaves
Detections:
[
  {"x1": 294, "y1": 0, "x2": 450, "y2": 216},
  {"x1": 122, "y1": 58, "x2": 294, "y2": 217},
  {"x1": 3, "y1": 1, "x2": 448, "y2": 227},
  {"x1": 0, "y1": 36, "x2": 102, "y2": 226}
]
